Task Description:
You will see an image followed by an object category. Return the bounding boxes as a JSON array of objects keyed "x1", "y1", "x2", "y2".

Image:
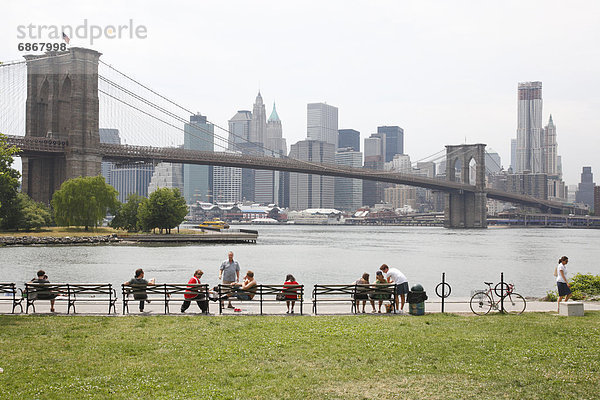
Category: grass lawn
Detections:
[{"x1": 1, "y1": 313, "x2": 599, "y2": 399}]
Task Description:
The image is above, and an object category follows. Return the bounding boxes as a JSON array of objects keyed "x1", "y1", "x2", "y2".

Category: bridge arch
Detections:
[{"x1": 444, "y1": 144, "x2": 487, "y2": 228}]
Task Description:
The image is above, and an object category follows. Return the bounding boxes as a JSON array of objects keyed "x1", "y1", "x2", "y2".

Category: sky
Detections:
[{"x1": 2, "y1": 0, "x2": 599, "y2": 185}]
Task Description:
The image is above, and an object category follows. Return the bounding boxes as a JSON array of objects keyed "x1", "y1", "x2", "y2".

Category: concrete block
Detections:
[{"x1": 559, "y1": 302, "x2": 584, "y2": 316}]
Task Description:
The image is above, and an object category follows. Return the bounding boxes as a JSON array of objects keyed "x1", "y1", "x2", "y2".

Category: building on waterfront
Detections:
[
  {"x1": 184, "y1": 113, "x2": 214, "y2": 204},
  {"x1": 212, "y1": 150, "x2": 242, "y2": 203},
  {"x1": 516, "y1": 81, "x2": 544, "y2": 174},
  {"x1": 384, "y1": 185, "x2": 417, "y2": 210},
  {"x1": 148, "y1": 162, "x2": 184, "y2": 195},
  {"x1": 289, "y1": 140, "x2": 335, "y2": 210},
  {"x1": 594, "y1": 186, "x2": 600, "y2": 216},
  {"x1": 377, "y1": 126, "x2": 404, "y2": 162},
  {"x1": 575, "y1": 167, "x2": 595, "y2": 210},
  {"x1": 99, "y1": 128, "x2": 121, "y2": 187},
  {"x1": 307, "y1": 103, "x2": 338, "y2": 147},
  {"x1": 338, "y1": 129, "x2": 360, "y2": 152},
  {"x1": 111, "y1": 163, "x2": 155, "y2": 203},
  {"x1": 334, "y1": 148, "x2": 363, "y2": 212},
  {"x1": 506, "y1": 173, "x2": 548, "y2": 200}
]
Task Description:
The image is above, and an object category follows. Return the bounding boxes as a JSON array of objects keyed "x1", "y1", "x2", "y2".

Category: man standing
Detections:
[
  {"x1": 379, "y1": 264, "x2": 409, "y2": 313},
  {"x1": 219, "y1": 251, "x2": 240, "y2": 309}
]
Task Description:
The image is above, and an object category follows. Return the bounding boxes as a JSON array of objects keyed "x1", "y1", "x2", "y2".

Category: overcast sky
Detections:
[{"x1": 2, "y1": 0, "x2": 599, "y2": 185}]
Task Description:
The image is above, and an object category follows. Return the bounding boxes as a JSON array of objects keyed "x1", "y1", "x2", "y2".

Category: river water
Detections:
[{"x1": 1, "y1": 225, "x2": 599, "y2": 298}]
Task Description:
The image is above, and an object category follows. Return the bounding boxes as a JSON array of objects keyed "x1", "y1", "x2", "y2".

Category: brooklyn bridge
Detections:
[{"x1": 0, "y1": 47, "x2": 573, "y2": 228}]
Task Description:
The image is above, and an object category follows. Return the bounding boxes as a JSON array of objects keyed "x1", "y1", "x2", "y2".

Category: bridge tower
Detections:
[
  {"x1": 21, "y1": 48, "x2": 102, "y2": 204},
  {"x1": 444, "y1": 144, "x2": 487, "y2": 228}
]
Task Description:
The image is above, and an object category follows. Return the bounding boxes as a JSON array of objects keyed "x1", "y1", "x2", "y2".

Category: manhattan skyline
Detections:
[{"x1": 2, "y1": 1, "x2": 600, "y2": 184}]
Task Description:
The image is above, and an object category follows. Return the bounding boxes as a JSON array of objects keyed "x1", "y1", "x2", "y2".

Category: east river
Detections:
[{"x1": 2, "y1": 225, "x2": 599, "y2": 298}]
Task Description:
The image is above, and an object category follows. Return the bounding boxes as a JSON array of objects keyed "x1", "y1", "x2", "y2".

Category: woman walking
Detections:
[{"x1": 556, "y1": 256, "x2": 572, "y2": 312}]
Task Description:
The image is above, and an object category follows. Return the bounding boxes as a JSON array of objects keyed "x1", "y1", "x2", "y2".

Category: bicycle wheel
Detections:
[
  {"x1": 501, "y1": 293, "x2": 526, "y2": 314},
  {"x1": 470, "y1": 291, "x2": 493, "y2": 315}
]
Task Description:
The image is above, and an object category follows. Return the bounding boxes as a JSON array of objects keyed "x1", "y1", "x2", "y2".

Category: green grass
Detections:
[{"x1": 1, "y1": 313, "x2": 599, "y2": 399}]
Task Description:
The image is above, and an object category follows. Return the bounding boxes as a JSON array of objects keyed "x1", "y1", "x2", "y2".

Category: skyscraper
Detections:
[
  {"x1": 543, "y1": 115, "x2": 558, "y2": 176},
  {"x1": 338, "y1": 129, "x2": 360, "y2": 152},
  {"x1": 510, "y1": 138, "x2": 516, "y2": 172},
  {"x1": 377, "y1": 126, "x2": 404, "y2": 162},
  {"x1": 228, "y1": 110, "x2": 255, "y2": 202},
  {"x1": 213, "y1": 151, "x2": 242, "y2": 203},
  {"x1": 184, "y1": 113, "x2": 214, "y2": 204},
  {"x1": 249, "y1": 92, "x2": 267, "y2": 145},
  {"x1": 255, "y1": 103, "x2": 287, "y2": 205},
  {"x1": 148, "y1": 162, "x2": 184, "y2": 195},
  {"x1": 307, "y1": 103, "x2": 338, "y2": 147},
  {"x1": 575, "y1": 167, "x2": 595, "y2": 209},
  {"x1": 289, "y1": 140, "x2": 335, "y2": 210},
  {"x1": 334, "y1": 148, "x2": 363, "y2": 211},
  {"x1": 516, "y1": 81, "x2": 544, "y2": 173},
  {"x1": 363, "y1": 136, "x2": 385, "y2": 207},
  {"x1": 99, "y1": 128, "x2": 121, "y2": 187},
  {"x1": 111, "y1": 163, "x2": 155, "y2": 203}
]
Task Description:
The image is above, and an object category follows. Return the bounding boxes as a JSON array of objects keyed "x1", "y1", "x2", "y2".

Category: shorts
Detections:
[
  {"x1": 353, "y1": 293, "x2": 369, "y2": 300},
  {"x1": 557, "y1": 282, "x2": 571, "y2": 297},
  {"x1": 395, "y1": 282, "x2": 409, "y2": 296}
]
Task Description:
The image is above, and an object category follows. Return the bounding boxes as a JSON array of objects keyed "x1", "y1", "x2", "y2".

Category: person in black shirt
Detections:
[{"x1": 124, "y1": 268, "x2": 155, "y2": 312}]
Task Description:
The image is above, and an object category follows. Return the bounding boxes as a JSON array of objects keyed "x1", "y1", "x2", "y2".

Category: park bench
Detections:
[
  {"x1": 0, "y1": 283, "x2": 24, "y2": 313},
  {"x1": 216, "y1": 284, "x2": 304, "y2": 315},
  {"x1": 312, "y1": 284, "x2": 396, "y2": 314},
  {"x1": 122, "y1": 283, "x2": 210, "y2": 315},
  {"x1": 25, "y1": 283, "x2": 117, "y2": 314}
]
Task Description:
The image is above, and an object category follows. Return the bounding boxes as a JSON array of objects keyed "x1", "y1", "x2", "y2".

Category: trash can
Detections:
[{"x1": 407, "y1": 283, "x2": 428, "y2": 316}]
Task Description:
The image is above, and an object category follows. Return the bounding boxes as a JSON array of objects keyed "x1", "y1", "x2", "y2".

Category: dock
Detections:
[{"x1": 119, "y1": 229, "x2": 258, "y2": 244}]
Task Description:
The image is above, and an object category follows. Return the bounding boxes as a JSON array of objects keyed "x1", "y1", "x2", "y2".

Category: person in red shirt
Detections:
[
  {"x1": 283, "y1": 274, "x2": 299, "y2": 314},
  {"x1": 181, "y1": 269, "x2": 208, "y2": 314}
]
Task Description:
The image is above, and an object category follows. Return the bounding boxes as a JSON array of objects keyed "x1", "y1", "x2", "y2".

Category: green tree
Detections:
[
  {"x1": 51, "y1": 175, "x2": 119, "y2": 231},
  {"x1": 16, "y1": 192, "x2": 52, "y2": 231},
  {"x1": 111, "y1": 193, "x2": 144, "y2": 232},
  {"x1": 0, "y1": 133, "x2": 21, "y2": 229},
  {"x1": 138, "y1": 188, "x2": 187, "y2": 234}
]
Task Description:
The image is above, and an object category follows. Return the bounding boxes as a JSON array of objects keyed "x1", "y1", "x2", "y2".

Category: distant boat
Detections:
[{"x1": 197, "y1": 220, "x2": 230, "y2": 230}]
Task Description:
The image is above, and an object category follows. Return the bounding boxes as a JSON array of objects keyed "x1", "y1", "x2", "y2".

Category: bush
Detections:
[
  {"x1": 570, "y1": 273, "x2": 600, "y2": 296},
  {"x1": 542, "y1": 291, "x2": 557, "y2": 302}
]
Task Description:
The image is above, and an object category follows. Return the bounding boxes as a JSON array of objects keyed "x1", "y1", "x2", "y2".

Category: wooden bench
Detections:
[
  {"x1": 312, "y1": 284, "x2": 396, "y2": 314},
  {"x1": 216, "y1": 284, "x2": 304, "y2": 315},
  {"x1": 25, "y1": 283, "x2": 117, "y2": 314},
  {"x1": 122, "y1": 283, "x2": 209, "y2": 314},
  {"x1": 0, "y1": 283, "x2": 23, "y2": 313}
]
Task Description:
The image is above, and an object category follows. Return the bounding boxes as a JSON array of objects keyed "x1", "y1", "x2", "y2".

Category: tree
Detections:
[
  {"x1": 0, "y1": 134, "x2": 21, "y2": 229},
  {"x1": 111, "y1": 193, "x2": 144, "y2": 232},
  {"x1": 16, "y1": 193, "x2": 52, "y2": 231},
  {"x1": 52, "y1": 176, "x2": 119, "y2": 231},
  {"x1": 138, "y1": 188, "x2": 187, "y2": 234}
]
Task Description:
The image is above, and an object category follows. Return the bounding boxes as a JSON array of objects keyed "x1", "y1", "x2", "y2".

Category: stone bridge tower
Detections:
[
  {"x1": 21, "y1": 47, "x2": 102, "y2": 204},
  {"x1": 445, "y1": 144, "x2": 487, "y2": 228}
]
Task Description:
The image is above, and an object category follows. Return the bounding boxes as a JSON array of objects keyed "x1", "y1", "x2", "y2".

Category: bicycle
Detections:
[{"x1": 470, "y1": 281, "x2": 526, "y2": 315}]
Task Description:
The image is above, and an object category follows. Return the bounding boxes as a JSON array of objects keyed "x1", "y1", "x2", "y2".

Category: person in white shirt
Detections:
[
  {"x1": 556, "y1": 256, "x2": 572, "y2": 312},
  {"x1": 379, "y1": 264, "x2": 408, "y2": 313}
]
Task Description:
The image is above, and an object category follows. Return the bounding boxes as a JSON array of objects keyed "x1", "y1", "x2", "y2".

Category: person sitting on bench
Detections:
[
  {"x1": 30, "y1": 270, "x2": 58, "y2": 312},
  {"x1": 181, "y1": 269, "x2": 208, "y2": 314},
  {"x1": 124, "y1": 268, "x2": 155, "y2": 312},
  {"x1": 227, "y1": 271, "x2": 257, "y2": 301}
]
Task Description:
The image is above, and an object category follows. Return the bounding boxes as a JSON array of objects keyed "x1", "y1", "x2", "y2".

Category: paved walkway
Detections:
[{"x1": 2, "y1": 298, "x2": 599, "y2": 316}]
